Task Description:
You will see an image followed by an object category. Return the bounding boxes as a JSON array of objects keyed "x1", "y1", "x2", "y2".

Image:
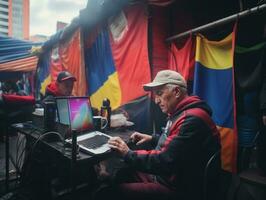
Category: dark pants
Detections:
[{"x1": 93, "y1": 169, "x2": 178, "y2": 200}]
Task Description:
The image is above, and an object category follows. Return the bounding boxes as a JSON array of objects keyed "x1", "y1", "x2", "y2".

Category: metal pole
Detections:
[
  {"x1": 165, "y1": 4, "x2": 266, "y2": 42},
  {"x1": 239, "y1": 0, "x2": 244, "y2": 11}
]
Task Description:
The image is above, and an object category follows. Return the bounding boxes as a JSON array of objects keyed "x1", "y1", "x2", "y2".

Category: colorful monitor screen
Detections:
[
  {"x1": 68, "y1": 97, "x2": 94, "y2": 132},
  {"x1": 56, "y1": 97, "x2": 94, "y2": 133}
]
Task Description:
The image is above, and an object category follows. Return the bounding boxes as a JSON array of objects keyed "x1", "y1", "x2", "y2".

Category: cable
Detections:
[
  {"x1": 11, "y1": 126, "x2": 43, "y2": 189},
  {"x1": 11, "y1": 128, "x2": 46, "y2": 190},
  {"x1": 20, "y1": 131, "x2": 64, "y2": 188},
  {"x1": 14, "y1": 128, "x2": 45, "y2": 190},
  {"x1": 15, "y1": 127, "x2": 43, "y2": 174},
  {"x1": 16, "y1": 127, "x2": 46, "y2": 172}
]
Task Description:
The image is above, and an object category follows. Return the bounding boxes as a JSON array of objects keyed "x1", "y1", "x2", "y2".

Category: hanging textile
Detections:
[
  {"x1": 169, "y1": 36, "x2": 195, "y2": 93},
  {"x1": 234, "y1": 42, "x2": 266, "y2": 148},
  {"x1": 36, "y1": 28, "x2": 87, "y2": 97},
  {"x1": 59, "y1": 28, "x2": 87, "y2": 96},
  {"x1": 84, "y1": 4, "x2": 151, "y2": 109},
  {"x1": 0, "y1": 36, "x2": 40, "y2": 82},
  {"x1": 235, "y1": 42, "x2": 266, "y2": 91},
  {"x1": 193, "y1": 29, "x2": 237, "y2": 172},
  {"x1": 151, "y1": 5, "x2": 169, "y2": 78}
]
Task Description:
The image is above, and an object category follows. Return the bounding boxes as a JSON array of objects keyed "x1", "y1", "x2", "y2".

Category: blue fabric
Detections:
[
  {"x1": 237, "y1": 115, "x2": 259, "y2": 147},
  {"x1": 0, "y1": 36, "x2": 42, "y2": 63},
  {"x1": 35, "y1": 51, "x2": 51, "y2": 96},
  {"x1": 193, "y1": 62, "x2": 234, "y2": 128},
  {"x1": 41, "y1": 31, "x2": 62, "y2": 51},
  {"x1": 84, "y1": 29, "x2": 116, "y2": 95}
]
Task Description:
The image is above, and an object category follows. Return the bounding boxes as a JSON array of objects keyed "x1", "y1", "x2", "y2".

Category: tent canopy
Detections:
[
  {"x1": 0, "y1": 36, "x2": 41, "y2": 64},
  {"x1": 0, "y1": 36, "x2": 42, "y2": 80}
]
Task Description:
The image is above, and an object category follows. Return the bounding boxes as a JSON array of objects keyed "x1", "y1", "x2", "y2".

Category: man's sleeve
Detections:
[{"x1": 124, "y1": 115, "x2": 209, "y2": 175}]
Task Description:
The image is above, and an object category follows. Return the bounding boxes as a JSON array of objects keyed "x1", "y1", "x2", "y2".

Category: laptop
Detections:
[{"x1": 55, "y1": 96, "x2": 112, "y2": 155}]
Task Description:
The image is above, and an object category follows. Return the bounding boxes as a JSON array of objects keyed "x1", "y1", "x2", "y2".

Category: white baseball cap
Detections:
[{"x1": 143, "y1": 70, "x2": 187, "y2": 91}]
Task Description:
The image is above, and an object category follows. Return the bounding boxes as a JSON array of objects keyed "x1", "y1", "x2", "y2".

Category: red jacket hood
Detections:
[
  {"x1": 169, "y1": 95, "x2": 212, "y2": 117},
  {"x1": 45, "y1": 82, "x2": 62, "y2": 97}
]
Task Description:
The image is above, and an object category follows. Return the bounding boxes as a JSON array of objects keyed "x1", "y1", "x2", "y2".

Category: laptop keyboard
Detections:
[{"x1": 78, "y1": 134, "x2": 110, "y2": 149}]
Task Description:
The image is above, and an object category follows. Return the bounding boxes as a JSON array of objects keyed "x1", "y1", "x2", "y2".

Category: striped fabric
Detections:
[{"x1": 0, "y1": 56, "x2": 38, "y2": 72}]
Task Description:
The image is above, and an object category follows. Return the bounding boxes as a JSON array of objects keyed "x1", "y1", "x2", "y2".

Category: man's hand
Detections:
[
  {"x1": 263, "y1": 115, "x2": 266, "y2": 126},
  {"x1": 130, "y1": 132, "x2": 152, "y2": 145},
  {"x1": 108, "y1": 137, "x2": 129, "y2": 157}
]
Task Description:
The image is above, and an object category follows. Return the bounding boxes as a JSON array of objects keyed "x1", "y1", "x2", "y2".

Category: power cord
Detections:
[
  {"x1": 7, "y1": 124, "x2": 44, "y2": 191},
  {"x1": 20, "y1": 131, "x2": 64, "y2": 188},
  {"x1": 16, "y1": 126, "x2": 47, "y2": 173}
]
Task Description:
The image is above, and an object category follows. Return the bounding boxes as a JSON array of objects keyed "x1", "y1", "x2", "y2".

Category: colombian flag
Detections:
[
  {"x1": 85, "y1": 4, "x2": 151, "y2": 109},
  {"x1": 193, "y1": 30, "x2": 237, "y2": 172}
]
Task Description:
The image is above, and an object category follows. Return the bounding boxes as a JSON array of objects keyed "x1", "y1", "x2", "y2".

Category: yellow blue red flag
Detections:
[
  {"x1": 84, "y1": 4, "x2": 151, "y2": 109},
  {"x1": 193, "y1": 30, "x2": 237, "y2": 172}
]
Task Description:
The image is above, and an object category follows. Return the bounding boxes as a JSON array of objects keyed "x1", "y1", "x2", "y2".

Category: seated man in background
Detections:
[
  {"x1": 94, "y1": 70, "x2": 221, "y2": 200},
  {"x1": 43, "y1": 70, "x2": 76, "y2": 103},
  {"x1": 42, "y1": 70, "x2": 100, "y2": 115}
]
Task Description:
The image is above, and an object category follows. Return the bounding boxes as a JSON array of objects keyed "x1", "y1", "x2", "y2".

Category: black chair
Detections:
[{"x1": 203, "y1": 150, "x2": 221, "y2": 200}]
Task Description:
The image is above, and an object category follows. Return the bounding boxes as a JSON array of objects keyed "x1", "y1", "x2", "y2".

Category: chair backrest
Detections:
[{"x1": 203, "y1": 150, "x2": 221, "y2": 200}]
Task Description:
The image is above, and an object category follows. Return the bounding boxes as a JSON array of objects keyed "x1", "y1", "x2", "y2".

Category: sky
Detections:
[{"x1": 30, "y1": 0, "x2": 88, "y2": 36}]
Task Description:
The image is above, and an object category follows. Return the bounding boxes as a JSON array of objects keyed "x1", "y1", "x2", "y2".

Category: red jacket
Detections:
[{"x1": 124, "y1": 96, "x2": 221, "y2": 200}]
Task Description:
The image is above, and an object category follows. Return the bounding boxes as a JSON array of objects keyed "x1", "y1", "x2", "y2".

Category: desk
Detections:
[
  {"x1": 12, "y1": 122, "x2": 134, "y2": 199},
  {"x1": 12, "y1": 122, "x2": 133, "y2": 159}
]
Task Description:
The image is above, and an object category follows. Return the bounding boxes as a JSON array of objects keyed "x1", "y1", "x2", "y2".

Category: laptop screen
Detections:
[
  {"x1": 56, "y1": 96, "x2": 94, "y2": 134},
  {"x1": 56, "y1": 98, "x2": 70, "y2": 125},
  {"x1": 68, "y1": 97, "x2": 94, "y2": 132}
]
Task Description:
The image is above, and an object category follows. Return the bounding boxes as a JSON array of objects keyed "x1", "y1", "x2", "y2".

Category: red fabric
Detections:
[
  {"x1": 45, "y1": 82, "x2": 62, "y2": 96},
  {"x1": 49, "y1": 51, "x2": 63, "y2": 82},
  {"x1": 168, "y1": 36, "x2": 195, "y2": 81},
  {"x1": 2, "y1": 94, "x2": 35, "y2": 106},
  {"x1": 232, "y1": 23, "x2": 238, "y2": 173},
  {"x1": 151, "y1": 5, "x2": 169, "y2": 78},
  {"x1": 49, "y1": 29, "x2": 87, "y2": 96},
  {"x1": 110, "y1": 4, "x2": 151, "y2": 105},
  {"x1": 60, "y1": 28, "x2": 87, "y2": 96}
]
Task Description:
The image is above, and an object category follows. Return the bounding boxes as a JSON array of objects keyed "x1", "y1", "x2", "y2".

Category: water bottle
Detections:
[
  {"x1": 44, "y1": 101, "x2": 56, "y2": 131},
  {"x1": 100, "y1": 98, "x2": 111, "y2": 129}
]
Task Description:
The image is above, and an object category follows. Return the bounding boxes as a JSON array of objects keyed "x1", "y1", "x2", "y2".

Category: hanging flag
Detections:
[
  {"x1": 193, "y1": 30, "x2": 237, "y2": 172},
  {"x1": 234, "y1": 42, "x2": 266, "y2": 147},
  {"x1": 169, "y1": 36, "x2": 195, "y2": 93},
  {"x1": 85, "y1": 4, "x2": 151, "y2": 109},
  {"x1": 36, "y1": 28, "x2": 87, "y2": 97},
  {"x1": 36, "y1": 50, "x2": 51, "y2": 97},
  {"x1": 169, "y1": 36, "x2": 195, "y2": 81},
  {"x1": 235, "y1": 42, "x2": 266, "y2": 91},
  {"x1": 85, "y1": 28, "x2": 122, "y2": 109},
  {"x1": 59, "y1": 28, "x2": 87, "y2": 96}
]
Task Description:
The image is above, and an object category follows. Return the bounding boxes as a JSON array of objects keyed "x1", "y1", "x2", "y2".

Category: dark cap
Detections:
[{"x1": 57, "y1": 71, "x2": 77, "y2": 82}]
